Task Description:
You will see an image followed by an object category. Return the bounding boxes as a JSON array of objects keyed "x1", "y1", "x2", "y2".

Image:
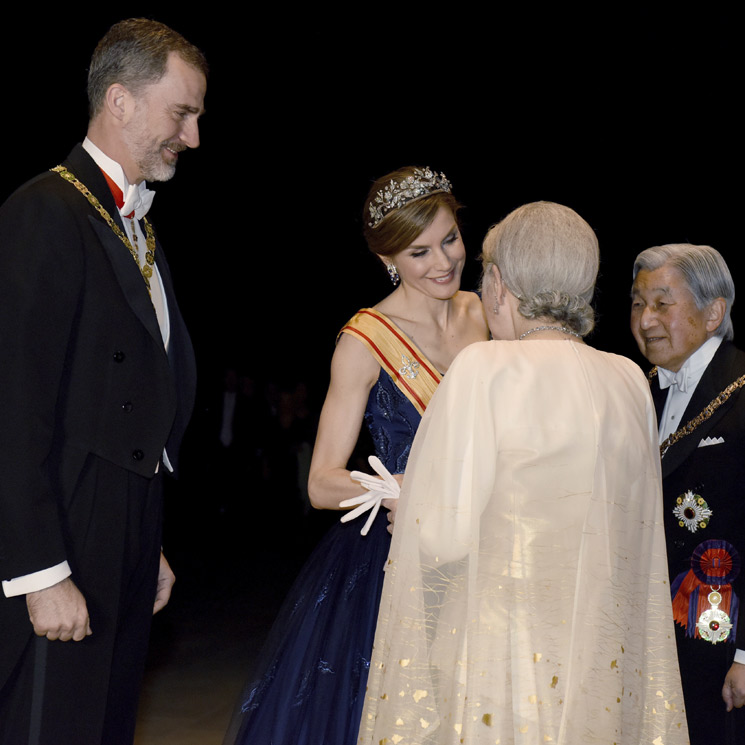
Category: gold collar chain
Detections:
[
  {"x1": 51, "y1": 166, "x2": 155, "y2": 293},
  {"x1": 649, "y1": 366, "x2": 745, "y2": 458}
]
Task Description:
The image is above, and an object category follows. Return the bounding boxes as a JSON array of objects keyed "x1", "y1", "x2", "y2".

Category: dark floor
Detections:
[{"x1": 133, "y1": 505, "x2": 337, "y2": 744}]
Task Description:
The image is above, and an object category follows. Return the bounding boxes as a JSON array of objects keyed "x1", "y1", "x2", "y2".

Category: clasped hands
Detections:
[{"x1": 340, "y1": 456, "x2": 400, "y2": 536}]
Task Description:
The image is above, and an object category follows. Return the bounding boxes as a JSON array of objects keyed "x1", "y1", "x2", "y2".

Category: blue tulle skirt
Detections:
[{"x1": 226, "y1": 509, "x2": 390, "y2": 744}]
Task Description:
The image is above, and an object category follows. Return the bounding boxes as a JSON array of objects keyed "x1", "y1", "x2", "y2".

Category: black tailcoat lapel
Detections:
[
  {"x1": 61, "y1": 144, "x2": 196, "y2": 474},
  {"x1": 62, "y1": 146, "x2": 166, "y2": 352},
  {"x1": 657, "y1": 342, "x2": 745, "y2": 478}
]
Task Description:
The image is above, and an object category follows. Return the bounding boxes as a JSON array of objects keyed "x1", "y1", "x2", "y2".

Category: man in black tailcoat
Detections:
[
  {"x1": 631, "y1": 243, "x2": 745, "y2": 744},
  {"x1": 0, "y1": 19, "x2": 205, "y2": 744}
]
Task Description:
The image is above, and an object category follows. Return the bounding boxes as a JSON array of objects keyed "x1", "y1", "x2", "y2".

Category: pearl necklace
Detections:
[{"x1": 518, "y1": 325, "x2": 582, "y2": 340}]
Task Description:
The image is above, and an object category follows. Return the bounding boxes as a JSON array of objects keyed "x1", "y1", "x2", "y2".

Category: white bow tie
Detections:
[
  {"x1": 120, "y1": 183, "x2": 155, "y2": 220},
  {"x1": 658, "y1": 367, "x2": 692, "y2": 392}
]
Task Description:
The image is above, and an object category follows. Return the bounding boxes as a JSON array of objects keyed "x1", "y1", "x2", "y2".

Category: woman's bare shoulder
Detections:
[{"x1": 332, "y1": 331, "x2": 380, "y2": 386}]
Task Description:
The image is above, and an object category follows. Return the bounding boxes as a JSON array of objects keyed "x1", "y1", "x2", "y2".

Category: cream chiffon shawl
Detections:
[{"x1": 358, "y1": 340, "x2": 688, "y2": 745}]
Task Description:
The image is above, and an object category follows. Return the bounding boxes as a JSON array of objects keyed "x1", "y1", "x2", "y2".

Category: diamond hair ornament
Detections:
[{"x1": 368, "y1": 167, "x2": 452, "y2": 228}]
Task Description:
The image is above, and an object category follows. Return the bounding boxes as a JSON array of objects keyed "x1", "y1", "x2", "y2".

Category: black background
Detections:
[
  {"x1": 3, "y1": 9, "x2": 741, "y2": 551},
  {"x1": 4, "y1": 8, "x2": 740, "y2": 385}
]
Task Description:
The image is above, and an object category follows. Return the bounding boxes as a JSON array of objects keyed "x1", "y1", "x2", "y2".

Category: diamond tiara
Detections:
[{"x1": 368, "y1": 167, "x2": 452, "y2": 228}]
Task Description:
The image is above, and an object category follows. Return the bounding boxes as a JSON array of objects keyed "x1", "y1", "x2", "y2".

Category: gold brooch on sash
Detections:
[{"x1": 400, "y1": 354, "x2": 420, "y2": 380}]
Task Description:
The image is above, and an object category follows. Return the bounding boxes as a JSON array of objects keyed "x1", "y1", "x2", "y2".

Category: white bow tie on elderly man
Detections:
[
  {"x1": 120, "y1": 182, "x2": 155, "y2": 220},
  {"x1": 658, "y1": 366, "x2": 694, "y2": 393}
]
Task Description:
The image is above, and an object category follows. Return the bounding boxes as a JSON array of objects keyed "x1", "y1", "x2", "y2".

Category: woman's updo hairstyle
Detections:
[
  {"x1": 362, "y1": 166, "x2": 461, "y2": 258},
  {"x1": 482, "y1": 201, "x2": 599, "y2": 336}
]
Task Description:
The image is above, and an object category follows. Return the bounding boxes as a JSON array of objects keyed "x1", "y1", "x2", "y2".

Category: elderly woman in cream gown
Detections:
[{"x1": 357, "y1": 202, "x2": 688, "y2": 745}]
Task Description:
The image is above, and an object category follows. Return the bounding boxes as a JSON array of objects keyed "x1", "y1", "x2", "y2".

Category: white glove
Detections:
[{"x1": 340, "y1": 455, "x2": 400, "y2": 536}]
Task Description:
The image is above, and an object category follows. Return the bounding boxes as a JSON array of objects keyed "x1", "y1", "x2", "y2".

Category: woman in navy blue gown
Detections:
[{"x1": 225, "y1": 166, "x2": 488, "y2": 745}]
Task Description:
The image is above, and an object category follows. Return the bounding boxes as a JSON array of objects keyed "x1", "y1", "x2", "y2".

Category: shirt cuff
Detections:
[
  {"x1": 734, "y1": 649, "x2": 745, "y2": 665},
  {"x1": 2, "y1": 561, "x2": 72, "y2": 597}
]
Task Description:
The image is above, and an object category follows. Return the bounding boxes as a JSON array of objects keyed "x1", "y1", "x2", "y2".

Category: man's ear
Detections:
[
  {"x1": 104, "y1": 83, "x2": 134, "y2": 124},
  {"x1": 706, "y1": 297, "x2": 727, "y2": 334}
]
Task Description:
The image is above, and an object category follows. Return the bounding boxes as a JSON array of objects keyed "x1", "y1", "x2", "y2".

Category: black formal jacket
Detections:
[
  {"x1": 0, "y1": 144, "x2": 197, "y2": 683},
  {"x1": 651, "y1": 340, "x2": 745, "y2": 648}
]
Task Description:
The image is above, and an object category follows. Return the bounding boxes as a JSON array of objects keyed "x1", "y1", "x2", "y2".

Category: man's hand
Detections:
[
  {"x1": 153, "y1": 552, "x2": 175, "y2": 614},
  {"x1": 26, "y1": 577, "x2": 91, "y2": 641},
  {"x1": 722, "y1": 662, "x2": 745, "y2": 711}
]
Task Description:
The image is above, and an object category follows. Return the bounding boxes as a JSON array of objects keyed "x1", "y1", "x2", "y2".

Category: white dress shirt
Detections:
[
  {"x1": 82, "y1": 138, "x2": 171, "y2": 350},
  {"x1": 657, "y1": 336, "x2": 722, "y2": 444}
]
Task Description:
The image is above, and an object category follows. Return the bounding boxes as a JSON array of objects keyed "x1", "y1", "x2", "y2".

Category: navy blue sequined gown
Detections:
[{"x1": 226, "y1": 369, "x2": 423, "y2": 745}]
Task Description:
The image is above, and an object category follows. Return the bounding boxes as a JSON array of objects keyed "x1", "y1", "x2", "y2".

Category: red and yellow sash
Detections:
[{"x1": 340, "y1": 309, "x2": 442, "y2": 416}]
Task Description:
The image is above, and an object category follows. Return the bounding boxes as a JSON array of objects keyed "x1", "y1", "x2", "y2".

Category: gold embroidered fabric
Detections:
[{"x1": 358, "y1": 341, "x2": 688, "y2": 744}]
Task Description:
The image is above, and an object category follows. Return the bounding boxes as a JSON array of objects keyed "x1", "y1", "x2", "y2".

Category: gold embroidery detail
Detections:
[
  {"x1": 649, "y1": 366, "x2": 745, "y2": 457},
  {"x1": 51, "y1": 166, "x2": 156, "y2": 295}
]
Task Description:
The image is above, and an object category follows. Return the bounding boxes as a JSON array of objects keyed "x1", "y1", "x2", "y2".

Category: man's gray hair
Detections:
[
  {"x1": 633, "y1": 243, "x2": 735, "y2": 340},
  {"x1": 87, "y1": 18, "x2": 207, "y2": 119}
]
